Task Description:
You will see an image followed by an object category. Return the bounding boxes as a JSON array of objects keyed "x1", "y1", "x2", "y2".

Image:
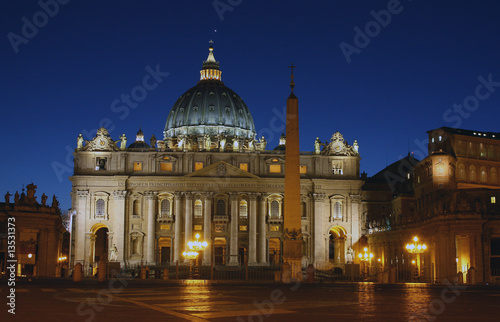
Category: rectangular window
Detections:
[
  {"x1": 300, "y1": 165, "x2": 307, "y2": 174},
  {"x1": 96, "y1": 158, "x2": 107, "y2": 170},
  {"x1": 269, "y1": 164, "x2": 281, "y2": 173},
  {"x1": 195, "y1": 162, "x2": 204, "y2": 171},
  {"x1": 133, "y1": 162, "x2": 142, "y2": 171},
  {"x1": 239, "y1": 163, "x2": 248, "y2": 171},
  {"x1": 215, "y1": 224, "x2": 225, "y2": 233},
  {"x1": 239, "y1": 225, "x2": 248, "y2": 231},
  {"x1": 194, "y1": 224, "x2": 202, "y2": 231},
  {"x1": 492, "y1": 196, "x2": 496, "y2": 204},
  {"x1": 270, "y1": 225, "x2": 280, "y2": 232},
  {"x1": 160, "y1": 162, "x2": 173, "y2": 171},
  {"x1": 160, "y1": 224, "x2": 170, "y2": 230}
]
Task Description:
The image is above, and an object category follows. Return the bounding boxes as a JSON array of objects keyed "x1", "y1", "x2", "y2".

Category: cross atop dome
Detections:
[{"x1": 200, "y1": 41, "x2": 222, "y2": 82}]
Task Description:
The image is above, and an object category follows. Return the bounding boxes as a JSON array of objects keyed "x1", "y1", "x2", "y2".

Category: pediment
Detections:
[{"x1": 184, "y1": 161, "x2": 260, "y2": 179}]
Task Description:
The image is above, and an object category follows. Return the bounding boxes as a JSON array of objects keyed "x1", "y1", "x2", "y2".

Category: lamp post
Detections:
[
  {"x1": 358, "y1": 247, "x2": 373, "y2": 278},
  {"x1": 405, "y1": 236, "x2": 426, "y2": 280},
  {"x1": 183, "y1": 233, "x2": 208, "y2": 279}
]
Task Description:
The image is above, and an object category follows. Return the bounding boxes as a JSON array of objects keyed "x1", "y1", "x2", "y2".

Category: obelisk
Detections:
[{"x1": 282, "y1": 63, "x2": 302, "y2": 282}]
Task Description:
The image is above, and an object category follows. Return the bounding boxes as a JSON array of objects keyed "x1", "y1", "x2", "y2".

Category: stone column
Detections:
[
  {"x1": 184, "y1": 192, "x2": 193, "y2": 263},
  {"x1": 229, "y1": 193, "x2": 239, "y2": 266},
  {"x1": 203, "y1": 192, "x2": 213, "y2": 265},
  {"x1": 75, "y1": 191, "x2": 89, "y2": 263},
  {"x1": 248, "y1": 193, "x2": 259, "y2": 265},
  {"x1": 112, "y1": 190, "x2": 127, "y2": 264},
  {"x1": 145, "y1": 191, "x2": 157, "y2": 264},
  {"x1": 258, "y1": 194, "x2": 268, "y2": 264},
  {"x1": 173, "y1": 192, "x2": 183, "y2": 263},
  {"x1": 312, "y1": 193, "x2": 326, "y2": 265},
  {"x1": 350, "y1": 194, "x2": 362, "y2": 244}
]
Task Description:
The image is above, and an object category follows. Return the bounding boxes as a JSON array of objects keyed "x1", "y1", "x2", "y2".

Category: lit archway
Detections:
[{"x1": 328, "y1": 226, "x2": 347, "y2": 266}]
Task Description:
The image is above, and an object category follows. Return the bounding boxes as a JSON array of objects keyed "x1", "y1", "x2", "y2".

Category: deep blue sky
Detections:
[{"x1": 1, "y1": 0, "x2": 500, "y2": 211}]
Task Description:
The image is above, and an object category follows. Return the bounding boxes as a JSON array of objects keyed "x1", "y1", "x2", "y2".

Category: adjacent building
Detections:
[{"x1": 364, "y1": 127, "x2": 500, "y2": 283}]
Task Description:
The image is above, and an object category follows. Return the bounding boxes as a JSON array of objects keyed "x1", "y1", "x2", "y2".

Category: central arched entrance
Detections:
[
  {"x1": 89, "y1": 223, "x2": 109, "y2": 276},
  {"x1": 328, "y1": 226, "x2": 346, "y2": 266}
]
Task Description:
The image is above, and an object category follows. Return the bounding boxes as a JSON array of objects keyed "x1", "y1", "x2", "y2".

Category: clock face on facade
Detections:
[{"x1": 333, "y1": 142, "x2": 342, "y2": 152}]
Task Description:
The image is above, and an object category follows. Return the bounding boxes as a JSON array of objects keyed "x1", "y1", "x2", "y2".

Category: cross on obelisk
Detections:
[{"x1": 288, "y1": 63, "x2": 296, "y2": 91}]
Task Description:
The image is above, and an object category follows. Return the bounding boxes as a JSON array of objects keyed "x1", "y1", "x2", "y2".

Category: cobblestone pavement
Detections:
[{"x1": 2, "y1": 279, "x2": 500, "y2": 321}]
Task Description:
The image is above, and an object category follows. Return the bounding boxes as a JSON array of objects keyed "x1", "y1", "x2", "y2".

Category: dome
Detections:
[
  {"x1": 164, "y1": 45, "x2": 256, "y2": 140},
  {"x1": 128, "y1": 128, "x2": 150, "y2": 151}
]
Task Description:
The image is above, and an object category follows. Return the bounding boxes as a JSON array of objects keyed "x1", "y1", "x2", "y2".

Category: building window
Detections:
[
  {"x1": 300, "y1": 165, "x2": 307, "y2": 174},
  {"x1": 301, "y1": 202, "x2": 307, "y2": 218},
  {"x1": 96, "y1": 158, "x2": 107, "y2": 170},
  {"x1": 270, "y1": 225, "x2": 280, "y2": 232},
  {"x1": 239, "y1": 163, "x2": 248, "y2": 171},
  {"x1": 194, "y1": 199, "x2": 203, "y2": 218},
  {"x1": 492, "y1": 196, "x2": 496, "y2": 204},
  {"x1": 239, "y1": 225, "x2": 248, "y2": 231},
  {"x1": 195, "y1": 162, "x2": 204, "y2": 171},
  {"x1": 160, "y1": 224, "x2": 170, "y2": 230},
  {"x1": 194, "y1": 225, "x2": 202, "y2": 231},
  {"x1": 160, "y1": 162, "x2": 173, "y2": 171},
  {"x1": 270, "y1": 200, "x2": 280, "y2": 218},
  {"x1": 217, "y1": 200, "x2": 226, "y2": 216},
  {"x1": 333, "y1": 201, "x2": 342, "y2": 220},
  {"x1": 161, "y1": 199, "x2": 171, "y2": 217},
  {"x1": 133, "y1": 200, "x2": 140, "y2": 217},
  {"x1": 239, "y1": 200, "x2": 248, "y2": 218},
  {"x1": 134, "y1": 162, "x2": 142, "y2": 171},
  {"x1": 269, "y1": 164, "x2": 281, "y2": 173},
  {"x1": 96, "y1": 199, "x2": 105, "y2": 217},
  {"x1": 332, "y1": 160, "x2": 343, "y2": 175}
]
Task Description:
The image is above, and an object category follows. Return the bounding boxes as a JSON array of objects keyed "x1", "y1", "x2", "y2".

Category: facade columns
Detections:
[
  {"x1": 203, "y1": 193, "x2": 213, "y2": 265},
  {"x1": 173, "y1": 192, "x2": 183, "y2": 263},
  {"x1": 312, "y1": 193, "x2": 326, "y2": 265},
  {"x1": 248, "y1": 193, "x2": 259, "y2": 265},
  {"x1": 350, "y1": 194, "x2": 362, "y2": 245},
  {"x1": 145, "y1": 191, "x2": 157, "y2": 264},
  {"x1": 184, "y1": 192, "x2": 193, "y2": 263},
  {"x1": 229, "y1": 193, "x2": 239, "y2": 266},
  {"x1": 112, "y1": 190, "x2": 127, "y2": 264},
  {"x1": 258, "y1": 194, "x2": 267, "y2": 264},
  {"x1": 75, "y1": 191, "x2": 89, "y2": 263}
]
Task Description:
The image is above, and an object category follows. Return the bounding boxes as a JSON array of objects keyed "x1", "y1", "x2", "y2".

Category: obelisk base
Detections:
[{"x1": 282, "y1": 239, "x2": 303, "y2": 282}]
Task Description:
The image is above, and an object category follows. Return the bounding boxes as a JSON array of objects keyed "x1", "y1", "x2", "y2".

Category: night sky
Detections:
[{"x1": 1, "y1": 0, "x2": 500, "y2": 211}]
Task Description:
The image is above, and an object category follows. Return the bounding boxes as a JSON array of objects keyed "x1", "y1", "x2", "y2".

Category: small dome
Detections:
[
  {"x1": 274, "y1": 132, "x2": 286, "y2": 151},
  {"x1": 128, "y1": 128, "x2": 150, "y2": 151}
]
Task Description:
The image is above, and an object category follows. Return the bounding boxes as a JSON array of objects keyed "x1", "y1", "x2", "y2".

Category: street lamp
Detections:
[
  {"x1": 405, "y1": 236, "x2": 426, "y2": 280},
  {"x1": 358, "y1": 247, "x2": 373, "y2": 277},
  {"x1": 183, "y1": 233, "x2": 208, "y2": 278}
]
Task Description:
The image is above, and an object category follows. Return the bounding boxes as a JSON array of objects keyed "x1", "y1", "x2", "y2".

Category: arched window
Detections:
[
  {"x1": 491, "y1": 168, "x2": 498, "y2": 185},
  {"x1": 161, "y1": 199, "x2": 170, "y2": 217},
  {"x1": 270, "y1": 200, "x2": 280, "y2": 218},
  {"x1": 217, "y1": 200, "x2": 226, "y2": 216},
  {"x1": 301, "y1": 202, "x2": 307, "y2": 218},
  {"x1": 194, "y1": 199, "x2": 203, "y2": 218},
  {"x1": 133, "y1": 200, "x2": 140, "y2": 216},
  {"x1": 458, "y1": 164, "x2": 466, "y2": 180},
  {"x1": 480, "y1": 168, "x2": 487, "y2": 183},
  {"x1": 470, "y1": 165, "x2": 477, "y2": 182},
  {"x1": 96, "y1": 199, "x2": 105, "y2": 216},
  {"x1": 334, "y1": 201, "x2": 342, "y2": 219},
  {"x1": 239, "y1": 200, "x2": 248, "y2": 218}
]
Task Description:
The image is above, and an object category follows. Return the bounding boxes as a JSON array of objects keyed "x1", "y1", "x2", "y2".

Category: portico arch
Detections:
[
  {"x1": 89, "y1": 223, "x2": 109, "y2": 267},
  {"x1": 328, "y1": 226, "x2": 347, "y2": 266}
]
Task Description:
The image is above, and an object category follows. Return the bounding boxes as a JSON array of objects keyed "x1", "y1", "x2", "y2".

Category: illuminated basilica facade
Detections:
[{"x1": 70, "y1": 45, "x2": 363, "y2": 270}]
